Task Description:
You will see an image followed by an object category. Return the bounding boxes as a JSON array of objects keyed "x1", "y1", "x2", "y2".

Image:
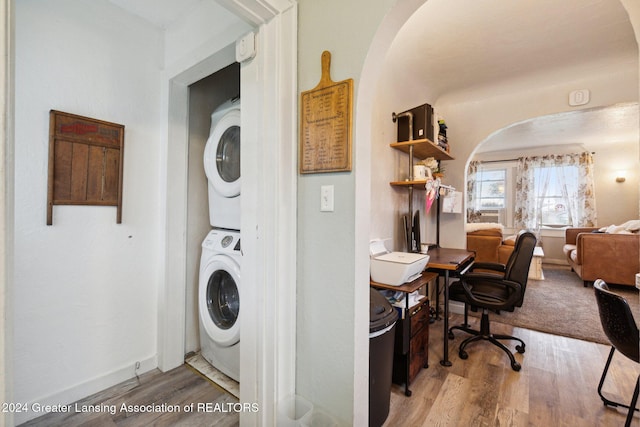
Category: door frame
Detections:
[{"x1": 159, "y1": 1, "x2": 298, "y2": 425}]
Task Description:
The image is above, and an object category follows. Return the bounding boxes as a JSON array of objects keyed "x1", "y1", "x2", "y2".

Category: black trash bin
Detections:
[{"x1": 369, "y1": 288, "x2": 399, "y2": 427}]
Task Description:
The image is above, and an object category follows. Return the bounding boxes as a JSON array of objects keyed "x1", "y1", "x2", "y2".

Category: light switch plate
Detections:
[{"x1": 320, "y1": 185, "x2": 334, "y2": 212}]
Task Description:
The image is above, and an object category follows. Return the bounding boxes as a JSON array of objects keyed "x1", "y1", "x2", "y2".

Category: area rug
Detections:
[{"x1": 467, "y1": 265, "x2": 639, "y2": 344}]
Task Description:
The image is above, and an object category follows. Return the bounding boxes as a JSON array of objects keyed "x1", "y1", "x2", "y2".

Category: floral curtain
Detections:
[
  {"x1": 514, "y1": 152, "x2": 597, "y2": 230},
  {"x1": 466, "y1": 160, "x2": 481, "y2": 222}
]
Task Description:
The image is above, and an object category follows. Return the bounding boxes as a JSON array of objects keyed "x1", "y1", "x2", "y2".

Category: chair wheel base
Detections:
[
  {"x1": 516, "y1": 344, "x2": 525, "y2": 353},
  {"x1": 511, "y1": 361, "x2": 521, "y2": 371},
  {"x1": 459, "y1": 350, "x2": 468, "y2": 360}
]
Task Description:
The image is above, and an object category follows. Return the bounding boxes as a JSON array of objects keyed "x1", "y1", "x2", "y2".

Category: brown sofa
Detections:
[
  {"x1": 466, "y1": 228, "x2": 514, "y2": 264},
  {"x1": 563, "y1": 227, "x2": 640, "y2": 287}
]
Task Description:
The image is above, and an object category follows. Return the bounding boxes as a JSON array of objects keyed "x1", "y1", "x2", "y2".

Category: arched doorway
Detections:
[{"x1": 354, "y1": 0, "x2": 640, "y2": 422}]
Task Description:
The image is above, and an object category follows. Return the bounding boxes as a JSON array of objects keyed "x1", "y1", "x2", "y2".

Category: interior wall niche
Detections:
[{"x1": 47, "y1": 110, "x2": 124, "y2": 225}]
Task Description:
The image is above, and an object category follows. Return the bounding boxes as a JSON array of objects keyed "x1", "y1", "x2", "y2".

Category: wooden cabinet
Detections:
[
  {"x1": 371, "y1": 271, "x2": 437, "y2": 396},
  {"x1": 393, "y1": 298, "x2": 429, "y2": 395}
]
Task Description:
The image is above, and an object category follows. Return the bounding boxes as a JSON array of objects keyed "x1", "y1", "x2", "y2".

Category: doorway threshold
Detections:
[{"x1": 186, "y1": 353, "x2": 240, "y2": 399}]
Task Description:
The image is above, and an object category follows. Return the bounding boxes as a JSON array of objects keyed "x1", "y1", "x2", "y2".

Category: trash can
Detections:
[{"x1": 369, "y1": 288, "x2": 398, "y2": 427}]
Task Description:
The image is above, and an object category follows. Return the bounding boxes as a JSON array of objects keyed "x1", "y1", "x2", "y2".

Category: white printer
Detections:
[{"x1": 370, "y1": 239, "x2": 430, "y2": 286}]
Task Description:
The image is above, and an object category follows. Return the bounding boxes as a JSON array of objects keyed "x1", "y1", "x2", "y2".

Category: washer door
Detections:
[
  {"x1": 204, "y1": 108, "x2": 241, "y2": 198},
  {"x1": 199, "y1": 255, "x2": 240, "y2": 347}
]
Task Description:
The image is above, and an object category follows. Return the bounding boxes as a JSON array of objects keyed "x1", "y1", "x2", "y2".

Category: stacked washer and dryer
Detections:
[{"x1": 198, "y1": 97, "x2": 241, "y2": 382}]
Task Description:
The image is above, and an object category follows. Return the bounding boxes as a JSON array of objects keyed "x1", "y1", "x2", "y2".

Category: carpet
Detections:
[{"x1": 467, "y1": 264, "x2": 639, "y2": 344}]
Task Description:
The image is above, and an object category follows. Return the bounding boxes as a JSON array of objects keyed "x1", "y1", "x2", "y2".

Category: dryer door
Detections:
[
  {"x1": 204, "y1": 108, "x2": 241, "y2": 198},
  {"x1": 199, "y1": 255, "x2": 240, "y2": 347}
]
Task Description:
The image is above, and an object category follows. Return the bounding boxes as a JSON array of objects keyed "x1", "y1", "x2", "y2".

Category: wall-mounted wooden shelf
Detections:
[
  {"x1": 390, "y1": 138, "x2": 453, "y2": 161},
  {"x1": 390, "y1": 180, "x2": 428, "y2": 187},
  {"x1": 390, "y1": 135, "x2": 453, "y2": 250}
]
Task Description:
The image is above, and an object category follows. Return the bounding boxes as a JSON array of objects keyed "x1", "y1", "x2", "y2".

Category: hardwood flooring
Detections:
[
  {"x1": 20, "y1": 365, "x2": 239, "y2": 427},
  {"x1": 20, "y1": 313, "x2": 640, "y2": 426},
  {"x1": 384, "y1": 313, "x2": 640, "y2": 426}
]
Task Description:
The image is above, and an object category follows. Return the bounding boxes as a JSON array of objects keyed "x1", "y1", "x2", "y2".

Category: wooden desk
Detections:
[
  {"x1": 371, "y1": 271, "x2": 438, "y2": 396},
  {"x1": 426, "y1": 248, "x2": 475, "y2": 367}
]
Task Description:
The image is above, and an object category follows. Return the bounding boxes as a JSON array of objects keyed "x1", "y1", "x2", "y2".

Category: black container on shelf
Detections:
[{"x1": 396, "y1": 103, "x2": 434, "y2": 142}]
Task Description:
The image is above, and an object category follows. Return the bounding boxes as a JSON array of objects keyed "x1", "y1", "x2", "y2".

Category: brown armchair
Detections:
[
  {"x1": 563, "y1": 227, "x2": 640, "y2": 287},
  {"x1": 466, "y1": 227, "x2": 515, "y2": 264}
]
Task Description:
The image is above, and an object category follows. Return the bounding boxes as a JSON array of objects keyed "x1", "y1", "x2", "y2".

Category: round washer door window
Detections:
[
  {"x1": 204, "y1": 108, "x2": 241, "y2": 197},
  {"x1": 207, "y1": 269, "x2": 239, "y2": 330},
  {"x1": 216, "y1": 126, "x2": 240, "y2": 184},
  {"x1": 199, "y1": 256, "x2": 240, "y2": 347}
]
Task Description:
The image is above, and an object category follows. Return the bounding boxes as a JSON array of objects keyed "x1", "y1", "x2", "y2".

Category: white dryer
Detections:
[
  {"x1": 204, "y1": 97, "x2": 241, "y2": 230},
  {"x1": 199, "y1": 229, "x2": 241, "y2": 382}
]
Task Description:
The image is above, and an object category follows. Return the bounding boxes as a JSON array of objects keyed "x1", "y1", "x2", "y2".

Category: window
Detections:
[
  {"x1": 514, "y1": 153, "x2": 597, "y2": 230},
  {"x1": 468, "y1": 162, "x2": 516, "y2": 227},
  {"x1": 475, "y1": 168, "x2": 506, "y2": 210},
  {"x1": 534, "y1": 165, "x2": 578, "y2": 227},
  {"x1": 470, "y1": 153, "x2": 596, "y2": 231}
]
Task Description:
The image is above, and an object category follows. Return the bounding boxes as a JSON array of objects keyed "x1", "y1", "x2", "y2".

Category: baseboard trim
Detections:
[
  {"x1": 449, "y1": 301, "x2": 465, "y2": 315},
  {"x1": 542, "y1": 258, "x2": 568, "y2": 265},
  {"x1": 15, "y1": 355, "x2": 158, "y2": 424}
]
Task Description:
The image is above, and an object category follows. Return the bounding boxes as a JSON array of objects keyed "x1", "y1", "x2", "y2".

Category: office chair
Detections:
[
  {"x1": 594, "y1": 279, "x2": 639, "y2": 427},
  {"x1": 448, "y1": 230, "x2": 537, "y2": 371}
]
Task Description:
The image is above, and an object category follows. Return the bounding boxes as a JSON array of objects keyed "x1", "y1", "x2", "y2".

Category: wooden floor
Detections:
[
  {"x1": 21, "y1": 313, "x2": 640, "y2": 427},
  {"x1": 21, "y1": 365, "x2": 239, "y2": 427},
  {"x1": 384, "y1": 313, "x2": 640, "y2": 427}
]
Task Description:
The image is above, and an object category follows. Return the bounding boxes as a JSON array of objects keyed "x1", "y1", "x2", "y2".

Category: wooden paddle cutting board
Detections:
[{"x1": 299, "y1": 51, "x2": 353, "y2": 174}]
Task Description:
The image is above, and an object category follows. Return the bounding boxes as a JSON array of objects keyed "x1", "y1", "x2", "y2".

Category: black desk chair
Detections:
[
  {"x1": 448, "y1": 230, "x2": 537, "y2": 371},
  {"x1": 594, "y1": 279, "x2": 639, "y2": 427}
]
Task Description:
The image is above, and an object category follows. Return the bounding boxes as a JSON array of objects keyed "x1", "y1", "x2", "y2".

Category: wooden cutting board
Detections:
[{"x1": 299, "y1": 51, "x2": 353, "y2": 174}]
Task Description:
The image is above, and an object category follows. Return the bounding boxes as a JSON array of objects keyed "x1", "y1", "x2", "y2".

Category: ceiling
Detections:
[
  {"x1": 108, "y1": 0, "x2": 205, "y2": 28},
  {"x1": 387, "y1": 0, "x2": 639, "y2": 153},
  {"x1": 114, "y1": 0, "x2": 638, "y2": 85},
  {"x1": 478, "y1": 103, "x2": 639, "y2": 153},
  {"x1": 388, "y1": 0, "x2": 637, "y2": 99},
  {"x1": 108, "y1": 0, "x2": 639, "y2": 152}
]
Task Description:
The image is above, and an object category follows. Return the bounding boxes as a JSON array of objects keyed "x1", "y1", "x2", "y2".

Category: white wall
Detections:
[
  {"x1": 163, "y1": 2, "x2": 251, "y2": 77},
  {"x1": 14, "y1": 0, "x2": 163, "y2": 422},
  {"x1": 590, "y1": 139, "x2": 639, "y2": 225},
  {"x1": 296, "y1": 0, "x2": 396, "y2": 424},
  {"x1": 370, "y1": 63, "x2": 442, "y2": 250}
]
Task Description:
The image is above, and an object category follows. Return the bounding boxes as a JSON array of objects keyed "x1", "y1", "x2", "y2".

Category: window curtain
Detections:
[
  {"x1": 466, "y1": 160, "x2": 480, "y2": 222},
  {"x1": 514, "y1": 152, "x2": 597, "y2": 230}
]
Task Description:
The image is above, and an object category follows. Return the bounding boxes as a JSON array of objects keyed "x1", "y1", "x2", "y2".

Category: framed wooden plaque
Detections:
[
  {"x1": 47, "y1": 110, "x2": 125, "y2": 225},
  {"x1": 300, "y1": 51, "x2": 353, "y2": 174}
]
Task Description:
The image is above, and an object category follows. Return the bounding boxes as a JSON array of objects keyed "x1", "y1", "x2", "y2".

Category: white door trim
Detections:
[{"x1": 1, "y1": 2, "x2": 14, "y2": 426}]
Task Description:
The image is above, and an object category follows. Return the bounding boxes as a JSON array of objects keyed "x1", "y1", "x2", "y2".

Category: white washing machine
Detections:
[
  {"x1": 199, "y1": 229, "x2": 241, "y2": 381},
  {"x1": 204, "y1": 97, "x2": 241, "y2": 230}
]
